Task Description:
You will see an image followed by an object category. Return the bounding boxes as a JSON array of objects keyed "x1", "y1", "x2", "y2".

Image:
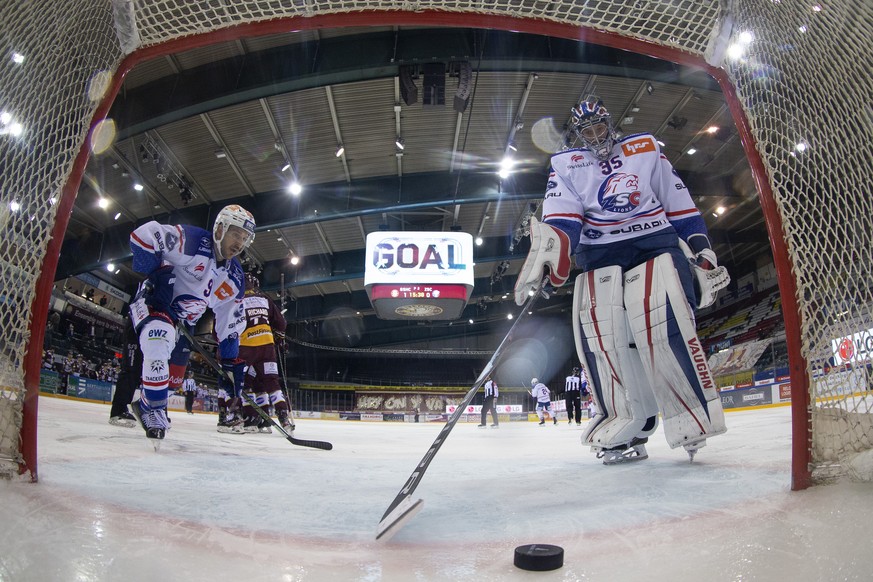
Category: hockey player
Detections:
[
  {"x1": 515, "y1": 98, "x2": 730, "y2": 464},
  {"x1": 564, "y1": 366, "x2": 586, "y2": 426},
  {"x1": 235, "y1": 272, "x2": 294, "y2": 433},
  {"x1": 478, "y1": 374, "x2": 499, "y2": 428},
  {"x1": 530, "y1": 378, "x2": 558, "y2": 426},
  {"x1": 127, "y1": 204, "x2": 255, "y2": 444}
]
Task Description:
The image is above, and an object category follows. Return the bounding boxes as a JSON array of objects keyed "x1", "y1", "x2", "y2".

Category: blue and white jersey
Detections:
[
  {"x1": 531, "y1": 382, "x2": 551, "y2": 403},
  {"x1": 130, "y1": 221, "x2": 246, "y2": 346},
  {"x1": 542, "y1": 133, "x2": 705, "y2": 249}
]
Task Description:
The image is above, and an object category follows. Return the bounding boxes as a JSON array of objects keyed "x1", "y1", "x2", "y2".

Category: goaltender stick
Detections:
[{"x1": 514, "y1": 98, "x2": 730, "y2": 464}]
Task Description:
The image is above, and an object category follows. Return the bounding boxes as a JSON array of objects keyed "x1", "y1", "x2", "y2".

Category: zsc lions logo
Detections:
[
  {"x1": 598, "y1": 173, "x2": 642, "y2": 214},
  {"x1": 164, "y1": 232, "x2": 179, "y2": 250}
]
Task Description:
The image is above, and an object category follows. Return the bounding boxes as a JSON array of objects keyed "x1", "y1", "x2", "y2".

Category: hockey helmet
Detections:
[
  {"x1": 213, "y1": 204, "x2": 255, "y2": 259},
  {"x1": 531, "y1": 377, "x2": 539, "y2": 386},
  {"x1": 570, "y1": 98, "x2": 615, "y2": 161},
  {"x1": 244, "y1": 272, "x2": 260, "y2": 294}
]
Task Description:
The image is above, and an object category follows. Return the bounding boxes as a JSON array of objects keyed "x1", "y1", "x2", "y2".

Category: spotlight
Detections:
[
  {"x1": 646, "y1": 82, "x2": 654, "y2": 95},
  {"x1": 335, "y1": 145, "x2": 345, "y2": 157},
  {"x1": 507, "y1": 141, "x2": 517, "y2": 152},
  {"x1": 395, "y1": 137, "x2": 405, "y2": 151}
]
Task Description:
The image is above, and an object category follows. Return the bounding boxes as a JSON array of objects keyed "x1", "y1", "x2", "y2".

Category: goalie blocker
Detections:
[{"x1": 574, "y1": 251, "x2": 726, "y2": 460}]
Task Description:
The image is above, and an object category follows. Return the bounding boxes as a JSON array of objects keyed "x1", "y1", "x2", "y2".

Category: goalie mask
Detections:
[
  {"x1": 213, "y1": 204, "x2": 255, "y2": 260},
  {"x1": 570, "y1": 99, "x2": 615, "y2": 161}
]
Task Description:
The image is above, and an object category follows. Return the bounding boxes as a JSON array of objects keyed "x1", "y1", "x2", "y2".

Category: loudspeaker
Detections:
[
  {"x1": 422, "y1": 62, "x2": 446, "y2": 107},
  {"x1": 399, "y1": 65, "x2": 418, "y2": 106},
  {"x1": 453, "y1": 61, "x2": 473, "y2": 113}
]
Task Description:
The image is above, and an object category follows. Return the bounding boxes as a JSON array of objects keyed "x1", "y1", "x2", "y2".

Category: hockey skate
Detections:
[
  {"x1": 277, "y1": 409, "x2": 295, "y2": 431},
  {"x1": 477, "y1": 423, "x2": 487, "y2": 428},
  {"x1": 597, "y1": 437, "x2": 649, "y2": 465},
  {"x1": 258, "y1": 417, "x2": 273, "y2": 434},
  {"x1": 217, "y1": 397, "x2": 246, "y2": 433},
  {"x1": 240, "y1": 415, "x2": 261, "y2": 433},
  {"x1": 683, "y1": 439, "x2": 707, "y2": 463},
  {"x1": 216, "y1": 414, "x2": 245, "y2": 433},
  {"x1": 129, "y1": 399, "x2": 170, "y2": 450},
  {"x1": 553, "y1": 416, "x2": 558, "y2": 425},
  {"x1": 109, "y1": 411, "x2": 136, "y2": 428},
  {"x1": 538, "y1": 419, "x2": 545, "y2": 426}
]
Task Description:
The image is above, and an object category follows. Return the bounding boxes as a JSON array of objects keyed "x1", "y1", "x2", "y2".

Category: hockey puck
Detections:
[{"x1": 513, "y1": 543, "x2": 564, "y2": 571}]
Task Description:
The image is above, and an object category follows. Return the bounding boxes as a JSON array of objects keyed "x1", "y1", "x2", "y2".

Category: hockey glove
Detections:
[
  {"x1": 219, "y1": 358, "x2": 246, "y2": 399},
  {"x1": 145, "y1": 266, "x2": 176, "y2": 314},
  {"x1": 678, "y1": 239, "x2": 730, "y2": 309},
  {"x1": 514, "y1": 217, "x2": 572, "y2": 306}
]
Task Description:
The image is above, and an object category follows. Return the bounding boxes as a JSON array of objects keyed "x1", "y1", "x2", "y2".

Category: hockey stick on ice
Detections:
[
  {"x1": 275, "y1": 339, "x2": 296, "y2": 427},
  {"x1": 176, "y1": 324, "x2": 332, "y2": 451},
  {"x1": 376, "y1": 286, "x2": 542, "y2": 541}
]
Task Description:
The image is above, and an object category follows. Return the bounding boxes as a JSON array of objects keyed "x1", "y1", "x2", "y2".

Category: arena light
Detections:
[
  {"x1": 335, "y1": 144, "x2": 345, "y2": 157},
  {"x1": 105, "y1": 263, "x2": 115, "y2": 272},
  {"x1": 287, "y1": 181, "x2": 302, "y2": 196},
  {"x1": 133, "y1": 183, "x2": 143, "y2": 191},
  {"x1": 97, "y1": 197, "x2": 109, "y2": 209},
  {"x1": 11, "y1": 52, "x2": 24, "y2": 64}
]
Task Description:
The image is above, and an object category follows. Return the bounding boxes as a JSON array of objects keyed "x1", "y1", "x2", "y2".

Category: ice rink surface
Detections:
[{"x1": 2, "y1": 397, "x2": 872, "y2": 581}]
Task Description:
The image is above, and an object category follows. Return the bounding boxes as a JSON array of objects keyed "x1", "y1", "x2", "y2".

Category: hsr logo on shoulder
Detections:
[{"x1": 621, "y1": 137, "x2": 656, "y2": 156}]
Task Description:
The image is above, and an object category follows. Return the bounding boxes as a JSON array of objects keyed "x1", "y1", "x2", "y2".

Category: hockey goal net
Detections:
[{"x1": 1, "y1": 1, "x2": 871, "y2": 487}]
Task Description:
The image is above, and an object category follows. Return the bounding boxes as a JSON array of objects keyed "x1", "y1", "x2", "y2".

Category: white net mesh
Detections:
[
  {"x1": 1, "y1": 0, "x2": 871, "y2": 482},
  {"x1": 0, "y1": 1, "x2": 124, "y2": 477}
]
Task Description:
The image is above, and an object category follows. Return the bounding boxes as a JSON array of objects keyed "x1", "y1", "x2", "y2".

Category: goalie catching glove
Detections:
[
  {"x1": 513, "y1": 217, "x2": 573, "y2": 306},
  {"x1": 678, "y1": 237, "x2": 730, "y2": 309}
]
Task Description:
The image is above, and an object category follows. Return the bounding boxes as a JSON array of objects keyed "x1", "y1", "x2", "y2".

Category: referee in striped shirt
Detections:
[
  {"x1": 479, "y1": 375, "x2": 499, "y2": 428},
  {"x1": 564, "y1": 367, "x2": 585, "y2": 425}
]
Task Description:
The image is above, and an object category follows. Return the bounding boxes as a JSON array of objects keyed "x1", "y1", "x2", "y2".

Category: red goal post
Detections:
[{"x1": 3, "y1": 1, "x2": 871, "y2": 488}]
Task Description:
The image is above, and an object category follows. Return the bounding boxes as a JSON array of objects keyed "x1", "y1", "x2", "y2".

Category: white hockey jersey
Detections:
[
  {"x1": 543, "y1": 133, "x2": 701, "y2": 247},
  {"x1": 531, "y1": 383, "x2": 551, "y2": 403},
  {"x1": 129, "y1": 222, "x2": 246, "y2": 346}
]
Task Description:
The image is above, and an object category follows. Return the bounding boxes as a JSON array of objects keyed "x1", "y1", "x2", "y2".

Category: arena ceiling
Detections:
[{"x1": 59, "y1": 25, "x2": 771, "y2": 350}]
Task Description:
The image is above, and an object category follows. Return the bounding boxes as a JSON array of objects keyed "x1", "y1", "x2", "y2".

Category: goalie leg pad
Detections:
[
  {"x1": 572, "y1": 269, "x2": 660, "y2": 450},
  {"x1": 624, "y1": 253, "x2": 727, "y2": 449}
]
